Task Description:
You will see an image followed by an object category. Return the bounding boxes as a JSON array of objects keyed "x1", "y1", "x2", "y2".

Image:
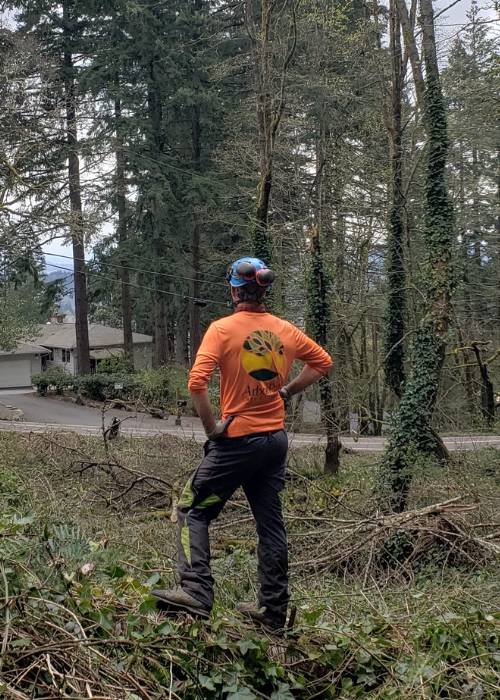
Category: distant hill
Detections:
[{"x1": 43, "y1": 265, "x2": 75, "y2": 315}]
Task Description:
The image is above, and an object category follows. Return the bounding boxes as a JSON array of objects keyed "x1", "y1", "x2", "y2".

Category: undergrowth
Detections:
[{"x1": 0, "y1": 432, "x2": 499, "y2": 698}]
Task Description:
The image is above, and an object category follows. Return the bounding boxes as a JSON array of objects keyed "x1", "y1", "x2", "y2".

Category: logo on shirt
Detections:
[{"x1": 241, "y1": 330, "x2": 285, "y2": 381}]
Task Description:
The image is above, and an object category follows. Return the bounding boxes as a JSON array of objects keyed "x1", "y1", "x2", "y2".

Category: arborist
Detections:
[{"x1": 152, "y1": 257, "x2": 333, "y2": 633}]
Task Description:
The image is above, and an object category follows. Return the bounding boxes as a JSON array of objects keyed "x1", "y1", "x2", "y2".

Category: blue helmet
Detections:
[{"x1": 226, "y1": 257, "x2": 276, "y2": 289}]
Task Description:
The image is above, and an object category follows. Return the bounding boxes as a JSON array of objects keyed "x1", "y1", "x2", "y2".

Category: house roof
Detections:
[
  {"x1": 35, "y1": 324, "x2": 152, "y2": 350},
  {"x1": 0, "y1": 343, "x2": 50, "y2": 357}
]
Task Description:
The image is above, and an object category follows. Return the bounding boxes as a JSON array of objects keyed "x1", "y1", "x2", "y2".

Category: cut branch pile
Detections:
[
  {"x1": 27, "y1": 431, "x2": 198, "y2": 511},
  {"x1": 289, "y1": 496, "x2": 499, "y2": 579}
]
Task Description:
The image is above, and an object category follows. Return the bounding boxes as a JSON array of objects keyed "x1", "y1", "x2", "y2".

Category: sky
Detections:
[{"x1": 40, "y1": 0, "x2": 499, "y2": 266}]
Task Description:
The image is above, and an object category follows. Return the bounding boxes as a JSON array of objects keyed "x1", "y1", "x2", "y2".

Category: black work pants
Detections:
[{"x1": 176, "y1": 429, "x2": 289, "y2": 625}]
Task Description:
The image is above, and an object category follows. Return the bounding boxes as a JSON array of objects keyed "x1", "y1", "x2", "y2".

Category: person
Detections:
[{"x1": 152, "y1": 257, "x2": 333, "y2": 633}]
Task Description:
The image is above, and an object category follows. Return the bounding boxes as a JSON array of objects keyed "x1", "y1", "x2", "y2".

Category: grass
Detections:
[{"x1": 0, "y1": 431, "x2": 500, "y2": 698}]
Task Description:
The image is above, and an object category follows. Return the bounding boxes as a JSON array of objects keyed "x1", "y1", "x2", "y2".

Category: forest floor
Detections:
[{"x1": 1, "y1": 431, "x2": 500, "y2": 699}]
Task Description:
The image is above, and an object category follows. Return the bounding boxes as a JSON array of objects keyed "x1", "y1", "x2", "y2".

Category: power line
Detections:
[
  {"x1": 43, "y1": 261, "x2": 228, "y2": 308},
  {"x1": 42, "y1": 251, "x2": 229, "y2": 288}
]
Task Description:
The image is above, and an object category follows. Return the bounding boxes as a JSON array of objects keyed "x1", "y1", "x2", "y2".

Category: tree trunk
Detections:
[
  {"x1": 378, "y1": 0, "x2": 454, "y2": 511},
  {"x1": 394, "y1": 0, "x2": 425, "y2": 112},
  {"x1": 370, "y1": 321, "x2": 383, "y2": 436},
  {"x1": 245, "y1": 0, "x2": 297, "y2": 264},
  {"x1": 146, "y1": 75, "x2": 169, "y2": 367},
  {"x1": 455, "y1": 328, "x2": 478, "y2": 423},
  {"x1": 308, "y1": 126, "x2": 340, "y2": 474},
  {"x1": 471, "y1": 343, "x2": 495, "y2": 427},
  {"x1": 115, "y1": 94, "x2": 134, "y2": 371},
  {"x1": 497, "y1": 147, "x2": 500, "y2": 346},
  {"x1": 383, "y1": 0, "x2": 406, "y2": 398},
  {"x1": 189, "y1": 103, "x2": 202, "y2": 363},
  {"x1": 63, "y1": 1, "x2": 90, "y2": 376},
  {"x1": 176, "y1": 299, "x2": 190, "y2": 366},
  {"x1": 271, "y1": 186, "x2": 286, "y2": 315},
  {"x1": 189, "y1": 223, "x2": 202, "y2": 363},
  {"x1": 152, "y1": 289, "x2": 168, "y2": 367},
  {"x1": 331, "y1": 144, "x2": 349, "y2": 431}
]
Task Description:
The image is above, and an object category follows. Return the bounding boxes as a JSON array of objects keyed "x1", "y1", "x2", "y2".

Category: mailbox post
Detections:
[{"x1": 175, "y1": 388, "x2": 187, "y2": 426}]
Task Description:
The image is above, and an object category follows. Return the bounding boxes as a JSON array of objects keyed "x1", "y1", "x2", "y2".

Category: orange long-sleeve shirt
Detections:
[{"x1": 188, "y1": 310, "x2": 333, "y2": 438}]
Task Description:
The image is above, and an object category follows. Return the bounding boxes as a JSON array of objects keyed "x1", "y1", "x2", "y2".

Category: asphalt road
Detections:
[{"x1": 1, "y1": 391, "x2": 499, "y2": 452}]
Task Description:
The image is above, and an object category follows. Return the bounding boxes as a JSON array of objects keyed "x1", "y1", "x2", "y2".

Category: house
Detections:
[
  {"x1": 0, "y1": 343, "x2": 50, "y2": 389},
  {"x1": 0, "y1": 315, "x2": 153, "y2": 388},
  {"x1": 37, "y1": 316, "x2": 153, "y2": 375}
]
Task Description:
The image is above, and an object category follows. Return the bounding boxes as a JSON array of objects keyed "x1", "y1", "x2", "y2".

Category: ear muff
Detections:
[
  {"x1": 255, "y1": 268, "x2": 276, "y2": 287},
  {"x1": 235, "y1": 260, "x2": 257, "y2": 280}
]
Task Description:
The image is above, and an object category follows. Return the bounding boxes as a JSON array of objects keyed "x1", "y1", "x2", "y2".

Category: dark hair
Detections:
[{"x1": 235, "y1": 281, "x2": 266, "y2": 304}]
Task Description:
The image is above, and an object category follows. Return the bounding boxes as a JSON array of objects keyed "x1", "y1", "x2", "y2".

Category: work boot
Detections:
[
  {"x1": 151, "y1": 588, "x2": 210, "y2": 619},
  {"x1": 236, "y1": 600, "x2": 285, "y2": 635}
]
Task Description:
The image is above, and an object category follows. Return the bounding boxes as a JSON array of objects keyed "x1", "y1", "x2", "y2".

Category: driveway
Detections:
[
  {"x1": 0, "y1": 391, "x2": 198, "y2": 436},
  {"x1": 1, "y1": 391, "x2": 500, "y2": 452}
]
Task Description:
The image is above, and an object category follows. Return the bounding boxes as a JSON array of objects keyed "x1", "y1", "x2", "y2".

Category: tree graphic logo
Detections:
[{"x1": 241, "y1": 330, "x2": 285, "y2": 381}]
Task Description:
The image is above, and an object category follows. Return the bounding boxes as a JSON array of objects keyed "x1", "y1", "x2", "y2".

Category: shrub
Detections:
[
  {"x1": 32, "y1": 370, "x2": 74, "y2": 396},
  {"x1": 33, "y1": 363, "x2": 193, "y2": 412},
  {"x1": 96, "y1": 354, "x2": 132, "y2": 374},
  {"x1": 74, "y1": 373, "x2": 139, "y2": 402},
  {"x1": 135, "y1": 365, "x2": 189, "y2": 411}
]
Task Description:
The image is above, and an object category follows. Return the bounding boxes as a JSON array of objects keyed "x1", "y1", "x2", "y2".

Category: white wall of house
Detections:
[
  {"x1": 42, "y1": 344, "x2": 152, "y2": 375},
  {"x1": 133, "y1": 343, "x2": 152, "y2": 370},
  {"x1": 44, "y1": 348, "x2": 76, "y2": 375}
]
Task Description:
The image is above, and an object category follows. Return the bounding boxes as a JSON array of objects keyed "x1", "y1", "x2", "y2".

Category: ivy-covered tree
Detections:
[{"x1": 378, "y1": 0, "x2": 455, "y2": 512}]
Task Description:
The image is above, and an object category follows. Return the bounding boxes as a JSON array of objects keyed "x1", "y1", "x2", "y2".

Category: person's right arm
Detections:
[
  {"x1": 283, "y1": 366, "x2": 325, "y2": 397},
  {"x1": 282, "y1": 326, "x2": 333, "y2": 398}
]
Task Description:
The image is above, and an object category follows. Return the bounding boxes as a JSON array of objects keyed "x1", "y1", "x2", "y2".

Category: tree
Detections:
[
  {"x1": 1, "y1": 29, "x2": 66, "y2": 258},
  {"x1": 1, "y1": 27, "x2": 67, "y2": 350},
  {"x1": 379, "y1": 0, "x2": 455, "y2": 512},
  {"x1": 62, "y1": 0, "x2": 91, "y2": 374},
  {"x1": 383, "y1": 0, "x2": 406, "y2": 398},
  {"x1": 9, "y1": 0, "x2": 93, "y2": 374},
  {"x1": 244, "y1": 0, "x2": 298, "y2": 263}
]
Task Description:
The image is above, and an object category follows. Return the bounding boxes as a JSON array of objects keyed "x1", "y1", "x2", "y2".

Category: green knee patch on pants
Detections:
[
  {"x1": 179, "y1": 481, "x2": 221, "y2": 510},
  {"x1": 195, "y1": 493, "x2": 221, "y2": 509},
  {"x1": 179, "y1": 480, "x2": 194, "y2": 508}
]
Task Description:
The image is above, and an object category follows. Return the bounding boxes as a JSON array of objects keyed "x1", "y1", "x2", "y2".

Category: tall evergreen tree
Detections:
[{"x1": 9, "y1": 0, "x2": 93, "y2": 373}]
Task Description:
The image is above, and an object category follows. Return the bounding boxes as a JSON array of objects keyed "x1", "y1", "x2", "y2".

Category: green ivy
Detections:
[
  {"x1": 422, "y1": 73, "x2": 456, "y2": 329},
  {"x1": 378, "y1": 71, "x2": 456, "y2": 511}
]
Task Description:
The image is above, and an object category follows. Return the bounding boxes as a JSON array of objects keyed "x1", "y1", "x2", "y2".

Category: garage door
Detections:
[{"x1": 0, "y1": 358, "x2": 32, "y2": 388}]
